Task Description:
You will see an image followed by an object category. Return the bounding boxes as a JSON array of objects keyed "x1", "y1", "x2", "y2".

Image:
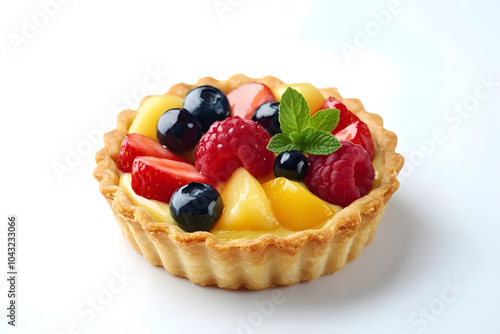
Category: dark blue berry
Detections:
[
  {"x1": 274, "y1": 151, "x2": 309, "y2": 181},
  {"x1": 252, "y1": 101, "x2": 280, "y2": 136},
  {"x1": 183, "y1": 85, "x2": 230, "y2": 132},
  {"x1": 156, "y1": 108, "x2": 202, "y2": 154},
  {"x1": 169, "y1": 183, "x2": 223, "y2": 233}
]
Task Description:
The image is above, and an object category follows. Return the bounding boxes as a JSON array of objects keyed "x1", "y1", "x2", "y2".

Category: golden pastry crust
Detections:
[{"x1": 94, "y1": 74, "x2": 404, "y2": 290}]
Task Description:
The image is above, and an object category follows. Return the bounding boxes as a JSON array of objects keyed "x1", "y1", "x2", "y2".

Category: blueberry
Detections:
[
  {"x1": 251, "y1": 101, "x2": 280, "y2": 136},
  {"x1": 183, "y1": 85, "x2": 230, "y2": 132},
  {"x1": 169, "y1": 183, "x2": 223, "y2": 233},
  {"x1": 274, "y1": 151, "x2": 309, "y2": 181},
  {"x1": 157, "y1": 108, "x2": 202, "y2": 154}
]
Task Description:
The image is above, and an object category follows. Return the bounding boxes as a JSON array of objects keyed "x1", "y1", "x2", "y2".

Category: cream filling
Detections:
[{"x1": 371, "y1": 148, "x2": 384, "y2": 188}]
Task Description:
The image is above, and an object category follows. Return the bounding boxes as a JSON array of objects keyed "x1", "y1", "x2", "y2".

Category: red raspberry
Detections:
[
  {"x1": 304, "y1": 141, "x2": 374, "y2": 207},
  {"x1": 195, "y1": 117, "x2": 274, "y2": 182}
]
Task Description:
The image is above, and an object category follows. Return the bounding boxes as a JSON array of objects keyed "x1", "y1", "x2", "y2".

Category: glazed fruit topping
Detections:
[
  {"x1": 252, "y1": 101, "x2": 281, "y2": 136},
  {"x1": 214, "y1": 168, "x2": 278, "y2": 231},
  {"x1": 320, "y1": 97, "x2": 359, "y2": 133},
  {"x1": 128, "y1": 95, "x2": 184, "y2": 139},
  {"x1": 273, "y1": 151, "x2": 309, "y2": 181},
  {"x1": 227, "y1": 82, "x2": 275, "y2": 120},
  {"x1": 182, "y1": 85, "x2": 230, "y2": 132},
  {"x1": 131, "y1": 156, "x2": 211, "y2": 203},
  {"x1": 169, "y1": 182, "x2": 223, "y2": 232},
  {"x1": 156, "y1": 108, "x2": 202, "y2": 154},
  {"x1": 118, "y1": 133, "x2": 185, "y2": 173},
  {"x1": 195, "y1": 116, "x2": 275, "y2": 183},
  {"x1": 262, "y1": 177, "x2": 334, "y2": 231},
  {"x1": 122, "y1": 82, "x2": 378, "y2": 235},
  {"x1": 335, "y1": 120, "x2": 375, "y2": 159},
  {"x1": 304, "y1": 141, "x2": 374, "y2": 207},
  {"x1": 320, "y1": 97, "x2": 375, "y2": 158},
  {"x1": 272, "y1": 83, "x2": 325, "y2": 116}
]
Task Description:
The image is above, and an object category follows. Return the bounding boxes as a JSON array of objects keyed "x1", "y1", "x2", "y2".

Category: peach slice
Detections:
[
  {"x1": 272, "y1": 83, "x2": 325, "y2": 116},
  {"x1": 262, "y1": 177, "x2": 336, "y2": 231},
  {"x1": 128, "y1": 95, "x2": 184, "y2": 139}
]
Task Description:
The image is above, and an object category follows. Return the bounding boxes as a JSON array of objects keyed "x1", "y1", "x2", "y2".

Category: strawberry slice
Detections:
[
  {"x1": 227, "y1": 82, "x2": 275, "y2": 119},
  {"x1": 334, "y1": 120, "x2": 375, "y2": 159},
  {"x1": 131, "y1": 156, "x2": 212, "y2": 203},
  {"x1": 320, "y1": 97, "x2": 360, "y2": 133},
  {"x1": 118, "y1": 133, "x2": 185, "y2": 172}
]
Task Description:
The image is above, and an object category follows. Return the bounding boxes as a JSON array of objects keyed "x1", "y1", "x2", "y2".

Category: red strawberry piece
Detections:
[
  {"x1": 320, "y1": 97, "x2": 360, "y2": 133},
  {"x1": 334, "y1": 120, "x2": 375, "y2": 159},
  {"x1": 320, "y1": 97, "x2": 375, "y2": 159},
  {"x1": 131, "y1": 156, "x2": 211, "y2": 203},
  {"x1": 118, "y1": 133, "x2": 186, "y2": 172},
  {"x1": 227, "y1": 83, "x2": 275, "y2": 120},
  {"x1": 195, "y1": 116, "x2": 274, "y2": 183},
  {"x1": 304, "y1": 141, "x2": 374, "y2": 207}
]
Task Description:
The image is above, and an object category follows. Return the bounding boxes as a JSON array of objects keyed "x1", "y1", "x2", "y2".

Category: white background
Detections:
[{"x1": 1, "y1": 0, "x2": 499, "y2": 333}]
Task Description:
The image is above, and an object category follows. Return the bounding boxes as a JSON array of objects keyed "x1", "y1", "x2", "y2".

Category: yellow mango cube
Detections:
[
  {"x1": 128, "y1": 95, "x2": 184, "y2": 139},
  {"x1": 262, "y1": 178, "x2": 335, "y2": 231},
  {"x1": 213, "y1": 168, "x2": 279, "y2": 231},
  {"x1": 272, "y1": 83, "x2": 325, "y2": 116}
]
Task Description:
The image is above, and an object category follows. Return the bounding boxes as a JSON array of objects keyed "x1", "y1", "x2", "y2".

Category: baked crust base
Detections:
[{"x1": 94, "y1": 74, "x2": 404, "y2": 290}]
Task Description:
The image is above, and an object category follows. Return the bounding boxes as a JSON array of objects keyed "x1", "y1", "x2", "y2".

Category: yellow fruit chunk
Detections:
[
  {"x1": 213, "y1": 168, "x2": 279, "y2": 231},
  {"x1": 272, "y1": 83, "x2": 325, "y2": 116},
  {"x1": 128, "y1": 95, "x2": 184, "y2": 139},
  {"x1": 262, "y1": 178, "x2": 335, "y2": 231}
]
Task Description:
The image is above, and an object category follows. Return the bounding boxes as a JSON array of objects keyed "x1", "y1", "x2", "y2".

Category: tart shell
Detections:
[{"x1": 94, "y1": 74, "x2": 404, "y2": 290}]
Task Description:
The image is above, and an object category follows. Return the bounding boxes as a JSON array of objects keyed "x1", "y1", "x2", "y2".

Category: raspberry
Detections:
[
  {"x1": 195, "y1": 117, "x2": 275, "y2": 182},
  {"x1": 304, "y1": 141, "x2": 374, "y2": 207}
]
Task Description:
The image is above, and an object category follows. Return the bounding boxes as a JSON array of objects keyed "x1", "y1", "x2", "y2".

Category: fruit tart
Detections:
[{"x1": 94, "y1": 74, "x2": 404, "y2": 290}]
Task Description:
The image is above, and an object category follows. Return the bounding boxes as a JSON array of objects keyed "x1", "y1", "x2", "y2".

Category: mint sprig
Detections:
[{"x1": 267, "y1": 87, "x2": 341, "y2": 155}]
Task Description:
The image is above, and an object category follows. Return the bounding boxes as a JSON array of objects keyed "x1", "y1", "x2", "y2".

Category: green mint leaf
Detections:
[
  {"x1": 267, "y1": 133, "x2": 301, "y2": 154},
  {"x1": 289, "y1": 127, "x2": 314, "y2": 151},
  {"x1": 301, "y1": 130, "x2": 341, "y2": 155},
  {"x1": 278, "y1": 87, "x2": 310, "y2": 135},
  {"x1": 267, "y1": 88, "x2": 343, "y2": 156},
  {"x1": 309, "y1": 108, "x2": 340, "y2": 133}
]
